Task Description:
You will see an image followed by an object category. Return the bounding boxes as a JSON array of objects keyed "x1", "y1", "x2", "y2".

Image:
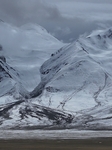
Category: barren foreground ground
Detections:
[{"x1": 0, "y1": 138, "x2": 112, "y2": 150}]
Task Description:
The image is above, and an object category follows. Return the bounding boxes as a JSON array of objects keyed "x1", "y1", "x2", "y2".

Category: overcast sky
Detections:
[{"x1": 0, "y1": 0, "x2": 112, "y2": 42}]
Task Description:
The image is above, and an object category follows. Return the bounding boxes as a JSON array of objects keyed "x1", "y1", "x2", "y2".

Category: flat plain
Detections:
[{"x1": 0, "y1": 138, "x2": 112, "y2": 150}]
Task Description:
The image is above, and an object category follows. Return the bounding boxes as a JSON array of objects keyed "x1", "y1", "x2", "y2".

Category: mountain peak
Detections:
[{"x1": 0, "y1": 24, "x2": 112, "y2": 130}]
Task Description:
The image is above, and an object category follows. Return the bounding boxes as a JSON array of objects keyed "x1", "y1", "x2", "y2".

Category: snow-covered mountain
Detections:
[
  {"x1": 0, "y1": 22, "x2": 64, "y2": 91},
  {"x1": 0, "y1": 22, "x2": 112, "y2": 130}
]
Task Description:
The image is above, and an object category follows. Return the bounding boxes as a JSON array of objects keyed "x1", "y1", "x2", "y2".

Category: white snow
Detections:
[{"x1": 0, "y1": 22, "x2": 112, "y2": 130}]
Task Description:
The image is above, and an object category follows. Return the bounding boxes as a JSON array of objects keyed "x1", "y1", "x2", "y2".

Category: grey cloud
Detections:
[
  {"x1": 0, "y1": 0, "x2": 61, "y2": 25},
  {"x1": 0, "y1": 0, "x2": 112, "y2": 42},
  {"x1": 50, "y1": 0, "x2": 112, "y2": 3}
]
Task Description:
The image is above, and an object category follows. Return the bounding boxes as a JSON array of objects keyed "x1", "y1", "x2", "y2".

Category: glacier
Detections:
[{"x1": 0, "y1": 21, "x2": 112, "y2": 130}]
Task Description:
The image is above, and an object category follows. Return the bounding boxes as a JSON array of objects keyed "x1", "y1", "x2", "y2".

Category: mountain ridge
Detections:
[{"x1": 0, "y1": 22, "x2": 112, "y2": 129}]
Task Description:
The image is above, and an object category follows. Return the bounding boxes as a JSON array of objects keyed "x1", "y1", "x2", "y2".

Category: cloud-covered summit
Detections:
[{"x1": 0, "y1": 0, "x2": 112, "y2": 42}]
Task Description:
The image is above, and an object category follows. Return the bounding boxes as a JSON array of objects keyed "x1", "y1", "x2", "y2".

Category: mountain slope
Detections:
[
  {"x1": 0, "y1": 56, "x2": 28, "y2": 99},
  {"x1": 0, "y1": 22, "x2": 71, "y2": 129},
  {"x1": 30, "y1": 27, "x2": 112, "y2": 129},
  {"x1": 0, "y1": 22, "x2": 64, "y2": 91},
  {"x1": 0, "y1": 23, "x2": 112, "y2": 129}
]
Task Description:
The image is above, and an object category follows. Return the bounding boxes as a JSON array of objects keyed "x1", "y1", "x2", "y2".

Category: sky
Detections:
[{"x1": 0, "y1": 0, "x2": 112, "y2": 42}]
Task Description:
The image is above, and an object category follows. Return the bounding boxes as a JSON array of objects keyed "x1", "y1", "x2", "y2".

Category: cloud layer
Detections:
[{"x1": 0, "y1": 0, "x2": 112, "y2": 42}]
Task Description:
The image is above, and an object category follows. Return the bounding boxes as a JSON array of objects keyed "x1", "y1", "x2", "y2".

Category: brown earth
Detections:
[{"x1": 0, "y1": 138, "x2": 112, "y2": 150}]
